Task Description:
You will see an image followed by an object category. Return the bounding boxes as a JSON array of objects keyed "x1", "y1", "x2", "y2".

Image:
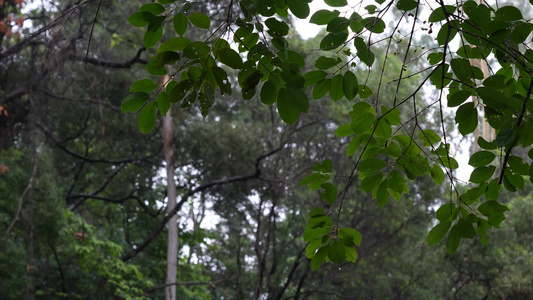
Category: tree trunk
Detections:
[{"x1": 162, "y1": 75, "x2": 178, "y2": 300}]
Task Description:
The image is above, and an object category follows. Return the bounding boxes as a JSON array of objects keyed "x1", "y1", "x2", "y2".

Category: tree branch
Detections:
[
  {"x1": 121, "y1": 146, "x2": 284, "y2": 262},
  {"x1": 36, "y1": 122, "x2": 149, "y2": 164},
  {"x1": 68, "y1": 48, "x2": 147, "y2": 68},
  {"x1": 67, "y1": 163, "x2": 126, "y2": 210},
  {"x1": 3, "y1": 148, "x2": 39, "y2": 251},
  {"x1": 0, "y1": 39, "x2": 45, "y2": 61},
  {"x1": 0, "y1": 87, "x2": 28, "y2": 106},
  {"x1": 40, "y1": 89, "x2": 121, "y2": 112}
]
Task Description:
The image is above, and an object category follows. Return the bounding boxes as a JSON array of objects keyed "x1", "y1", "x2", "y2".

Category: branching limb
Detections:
[
  {"x1": 3, "y1": 147, "x2": 39, "y2": 251},
  {"x1": 121, "y1": 146, "x2": 284, "y2": 262}
]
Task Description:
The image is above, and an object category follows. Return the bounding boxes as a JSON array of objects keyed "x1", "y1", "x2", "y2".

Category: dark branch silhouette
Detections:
[{"x1": 121, "y1": 146, "x2": 284, "y2": 262}]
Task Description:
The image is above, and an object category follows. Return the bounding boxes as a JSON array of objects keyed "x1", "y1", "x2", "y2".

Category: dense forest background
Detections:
[{"x1": 1, "y1": 0, "x2": 533, "y2": 299}]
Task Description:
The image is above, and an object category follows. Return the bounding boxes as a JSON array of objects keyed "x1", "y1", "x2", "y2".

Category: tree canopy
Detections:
[
  {"x1": 2, "y1": 0, "x2": 533, "y2": 299},
  {"x1": 123, "y1": 0, "x2": 533, "y2": 266}
]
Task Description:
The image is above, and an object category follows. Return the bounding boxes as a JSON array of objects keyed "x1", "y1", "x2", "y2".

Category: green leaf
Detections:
[
  {"x1": 511, "y1": 22, "x2": 533, "y2": 43},
  {"x1": 447, "y1": 90, "x2": 471, "y2": 107},
  {"x1": 305, "y1": 238, "x2": 322, "y2": 258},
  {"x1": 360, "y1": 172, "x2": 383, "y2": 192},
  {"x1": 324, "y1": 0, "x2": 347, "y2": 7},
  {"x1": 495, "y1": 6, "x2": 523, "y2": 21},
  {"x1": 260, "y1": 79, "x2": 279, "y2": 105},
  {"x1": 358, "y1": 85, "x2": 372, "y2": 98},
  {"x1": 265, "y1": 18, "x2": 289, "y2": 36},
  {"x1": 277, "y1": 88, "x2": 300, "y2": 124},
  {"x1": 315, "y1": 56, "x2": 339, "y2": 69},
  {"x1": 365, "y1": 5, "x2": 377, "y2": 13},
  {"x1": 311, "y1": 246, "x2": 327, "y2": 271},
  {"x1": 469, "y1": 166, "x2": 496, "y2": 184},
  {"x1": 320, "y1": 32, "x2": 348, "y2": 50},
  {"x1": 358, "y1": 158, "x2": 386, "y2": 173},
  {"x1": 478, "y1": 201, "x2": 509, "y2": 228},
  {"x1": 130, "y1": 79, "x2": 158, "y2": 93},
  {"x1": 327, "y1": 17, "x2": 350, "y2": 33},
  {"x1": 376, "y1": 180, "x2": 389, "y2": 207},
  {"x1": 458, "y1": 218, "x2": 476, "y2": 239},
  {"x1": 238, "y1": 33, "x2": 259, "y2": 52},
  {"x1": 158, "y1": 37, "x2": 191, "y2": 52},
  {"x1": 349, "y1": 12, "x2": 363, "y2": 32},
  {"x1": 310, "y1": 9, "x2": 340, "y2": 25},
  {"x1": 350, "y1": 113, "x2": 374, "y2": 135},
  {"x1": 122, "y1": 92, "x2": 150, "y2": 113},
  {"x1": 519, "y1": 120, "x2": 533, "y2": 146},
  {"x1": 375, "y1": 118, "x2": 392, "y2": 139},
  {"x1": 427, "y1": 221, "x2": 452, "y2": 246},
  {"x1": 436, "y1": 203, "x2": 455, "y2": 222},
  {"x1": 173, "y1": 13, "x2": 188, "y2": 35},
  {"x1": 450, "y1": 58, "x2": 474, "y2": 82},
  {"x1": 383, "y1": 107, "x2": 400, "y2": 125},
  {"x1": 346, "y1": 135, "x2": 362, "y2": 156},
  {"x1": 362, "y1": 17, "x2": 385, "y2": 33},
  {"x1": 140, "y1": 3, "x2": 165, "y2": 15},
  {"x1": 189, "y1": 12, "x2": 210, "y2": 29},
  {"x1": 388, "y1": 169, "x2": 407, "y2": 195},
  {"x1": 278, "y1": 50, "x2": 305, "y2": 68},
  {"x1": 212, "y1": 67, "x2": 232, "y2": 96},
  {"x1": 128, "y1": 11, "x2": 155, "y2": 27},
  {"x1": 287, "y1": 86, "x2": 309, "y2": 112},
  {"x1": 430, "y1": 164, "x2": 445, "y2": 184},
  {"x1": 483, "y1": 75, "x2": 506, "y2": 90},
  {"x1": 476, "y1": 87, "x2": 519, "y2": 111},
  {"x1": 429, "y1": 5, "x2": 456, "y2": 22},
  {"x1": 339, "y1": 227, "x2": 362, "y2": 246},
  {"x1": 446, "y1": 225, "x2": 461, "y2": 254},
  {"x1": 504, "y1": 171, "x2": 524, "y2": 191},
  {"x1": 138, "y1": 102, "x2": 157, "y2": 134},
  {"x1": 430, "y1": 64, "x2": 451, "y2": 88},
  {"x1": 216, "y1": 48, "x2": 243, "y2": 69},
  {"x1": 485, "y1": 179, "x2": 501, "y2": 200},
  {"x1": 320, "y1": 183, "x2": 337, "y2": 205},
  {"x1": 169, "y1": 80, "x2": 192, "y2": 103},
  {"x1": 419, "y1": 129, "x2": 441, "y2": 146},
  {"x1": 304, "y1": 70, "x2": 327, "y2": 86},
  {"x1": 183, "y1": 41, "x2": 210, "y2": 58},
  {"x1": 329, "y1": 74, "x2": 344, "y2": 102},
  {"x1": 437, "y1": 20, "x2": 459, "y2": 45},
  {"x1": 299, "y1": 173, "x2": 328, "y2": 187},
  {"x1": 313, "y1": 79, "x2": 331, "y2": 100},
  {"x1": 144, "y1": 24, "x2": 163, "y2": 49},
  {"x1": 327, "y1": 240, "x2": 346, "y2": 264},
  {"x1": 455, "y1": 103, "x2": 478, "y2": 135},
  {"x1": 342, "y1": 71, "x2": 358, "y2": 100},
  {"x1": 335, "y1": 124, "x2": 355, "y2": 137},
  {"x1": 478, "y1": 136, "x2": 497, "y2": 150},
  {"x1": 495, "y1": 128, "x2": 516, "y2": 148},
  {"x1": 508, "y1": 156, "x2": 529, "y2": 175},
  {"x1": 153, "y1": 51, "x2": 181, "y2": 67},
  {"x1": 427, "y1": 52, "x2": 444, "y2": 65},
  {"x1": 280, "y1": 70, "x2": 304, "y2": 88},
  {"x1": 457, "y1": 45, "x2": 483, "y2": 59},
  {"x1": 344, "y1": 245, "x2": 358, "y2": 262},
  {"x1": 156, "y1": 92, "x2": 170, "y2": 116},
  {"x1": 396, "y1": 0, "x2": 418, "y2": 11},
  {"x1": 287, "y1": 0, "x2": 310, "y2": 19},
  {"x1": 147, "y1": 61, "x2": 167, "y2": 76},
  {"x1": 468, "y1": 151, "x2": 496, "y2": 167},
  {"x1": 313, "y1": 159, "x2": 333, "y2": 173}
]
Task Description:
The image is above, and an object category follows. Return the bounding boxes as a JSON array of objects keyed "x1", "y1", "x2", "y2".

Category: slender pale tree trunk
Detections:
[{"x1": 161, "y1": 74, "x2": 178, "y2": 300}]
